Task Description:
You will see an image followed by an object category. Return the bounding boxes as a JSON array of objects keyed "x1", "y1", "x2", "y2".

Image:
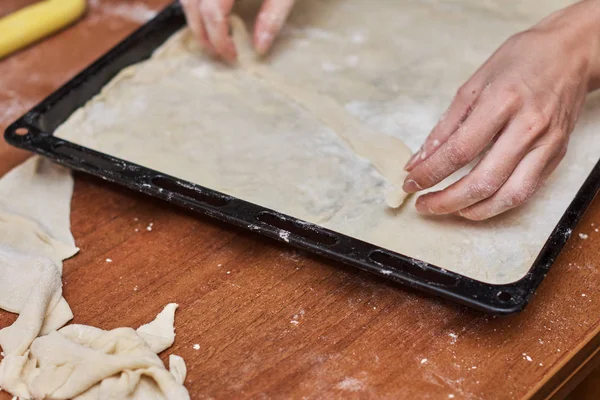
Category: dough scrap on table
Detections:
[{"x1": 0, "y1": 157, "x2": 189, "y2": 400}]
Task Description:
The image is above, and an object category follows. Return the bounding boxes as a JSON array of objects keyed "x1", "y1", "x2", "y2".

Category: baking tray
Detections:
[{"x1": 5, "y1": 2, "x2": 599, "y2": 315}]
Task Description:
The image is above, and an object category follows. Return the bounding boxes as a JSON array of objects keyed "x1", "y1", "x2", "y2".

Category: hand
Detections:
[
  {"x1": 181, "y1": 0, "x2": 296, "y2": 62},
  {"x1": 403, "y1": 0, "x2": 600, "y2": 220}
]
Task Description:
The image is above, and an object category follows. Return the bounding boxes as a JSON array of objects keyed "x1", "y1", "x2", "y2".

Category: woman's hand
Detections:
[
  {"x1": 181, "y1": 0, "x2": 296, "y2": 62},
  {"x1": 403, "y1": 0, "x2": 600, "y2": 220}
]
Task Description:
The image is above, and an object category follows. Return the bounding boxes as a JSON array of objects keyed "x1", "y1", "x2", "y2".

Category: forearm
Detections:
[
  {"x1": 590, "y1": 17, "x2": 600, "y2": 91},
  {"x1": 581, "y1": 0, "x2": 600, "y2": 90},
  {"x1": 535, "y1": 0, "x2": 600, "y2": 91}
]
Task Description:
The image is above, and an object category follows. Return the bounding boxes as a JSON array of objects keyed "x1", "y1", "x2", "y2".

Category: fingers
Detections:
[
  {"x1": 403, "y1": 84, "x2": 519, "y2": 194},
  {"x1": 181, "y1": 0, "x2": 215, "y2": 54},
  {"x1": 457, "y1": 140, "x2": 566, "y2": 220},
  {"x1": 254, "y1": 0, "x2": 296, "y2": 55},
  {"x1": 414, "y1": 110, "x2": 549, "y2": 215},
  {"x1": 200, "y1": 0, "x2": 237, "y2": 62},
  {"x1": 183, "y1": 0, "x2": 295, "y2": 61},
  {"x1": 404, "y1": 82, "x2": 484, "y2": 172}
]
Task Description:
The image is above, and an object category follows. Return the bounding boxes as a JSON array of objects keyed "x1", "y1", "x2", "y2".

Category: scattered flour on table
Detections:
[
  {"x1": 448, "y1": 332, "x2": 458, "y2": 344},
  {"x1": 336, "y1": 377, "x2": 366, "y2": 392},
  {"x1": 89, "y1": 0, "x2": 157, "y2": 23}
]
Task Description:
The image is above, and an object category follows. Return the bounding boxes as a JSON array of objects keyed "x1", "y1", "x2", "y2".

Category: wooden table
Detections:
[{"x1": 1, "y1": 1, "x2": 599, "y2": 399}]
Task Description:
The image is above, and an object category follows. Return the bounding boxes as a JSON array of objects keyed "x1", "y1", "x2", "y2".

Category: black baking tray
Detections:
[{"x1": 5, "y1": 2, "x2": 599, "y2": 315}]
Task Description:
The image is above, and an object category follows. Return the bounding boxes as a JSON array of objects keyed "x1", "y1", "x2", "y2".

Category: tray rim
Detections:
[{"x1": 5, "y1": 1, "x2": 599, "y2": 315}]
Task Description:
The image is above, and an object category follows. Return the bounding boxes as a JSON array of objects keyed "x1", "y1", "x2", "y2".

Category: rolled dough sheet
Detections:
[{"x1": 55, "y1": 0, "x2": 600, "y2": 284}]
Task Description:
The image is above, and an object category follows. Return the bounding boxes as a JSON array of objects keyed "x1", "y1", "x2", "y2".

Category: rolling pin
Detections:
[{"x1": 0, "y1": 0, "x2": 86, "y2": 60}]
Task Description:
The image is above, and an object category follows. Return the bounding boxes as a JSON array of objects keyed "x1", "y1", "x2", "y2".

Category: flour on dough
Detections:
[
  {"x1": 230, "y1": 16, "x2": 412, "y2": 206},
  {"x1": 54, "y1": 0, "x2": 600, "y2": 284}
]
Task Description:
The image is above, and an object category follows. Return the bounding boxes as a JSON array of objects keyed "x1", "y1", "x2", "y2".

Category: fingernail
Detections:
[
  {"x1": 415, "y1": 199, "x2": 435, "y2": 215},
  {"x1": 226, "y1": 50, "x2": 238, "y2": 64},
  {"x1": 404, "y1": 149, "x2": 421, "y2": 171},
  {"x1": 402, "y1": 179, "x2": 422, "y2": 193},
  {"x1": 255, "y1": 31, "x2": 274, "y2": 55},
  {"x1": 220, "y1": 42, "x2": 238, "y2": 64}
]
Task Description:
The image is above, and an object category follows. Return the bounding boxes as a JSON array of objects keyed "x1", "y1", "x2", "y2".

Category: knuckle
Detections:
[
  {"x1": 557, "y1": 142, "x2": 568, "y2": 159},
  {"x1": 465, "y1": 178, "x2": 499, "y2": 201},
  {"x1": 507, "y1": 31, "x2": 526, "y2": 43},
  {"x1": 500, "y1": 84, "x2": 523, "y2": 108},
  {"x1": 413, "y1": 159, "x2": 444, "y2": 187},
  {"x1": 506, "y1": 187, "x2": 533, "y2": 207},
  {"x1": 444, "y1": 139, "x2": 474, "y2": 167},
  {"x1": 455, "y1": 84, "x2": 477, "y2": 104},
  {"x1": 554, "y1": 128, "x2": 569, "y2": 143},
  {"x1": 506, "y1": 30, "x2": 538, "y2": 49},
  {"x1": 200, "y1": 1, "x2": 222, "y2": 22},
  {"x1": 508, "y1": 31, "x2": 524, "y2": 42},
  {"x1": 523, "y1": 110, "x2": 551, "y2": 134},
  {"x1": 418, "y1": 166, "x2": 439, "y2": 188},
  {"x1": 545, "y1": 129, "x2": 569, "y2": 151}
]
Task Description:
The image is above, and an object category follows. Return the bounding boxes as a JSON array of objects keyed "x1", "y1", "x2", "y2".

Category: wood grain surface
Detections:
[{"x1": 1, "y1": 1, "x2": 599, "y2": 399}]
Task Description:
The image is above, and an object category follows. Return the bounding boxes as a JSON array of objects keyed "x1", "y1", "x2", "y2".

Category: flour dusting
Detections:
[
  {"x1": 90, "y1": 0, "x2": 157, "y2": 23},
  {"x1": 336, "y1": 377, "x2": 365, "y2": 392}
]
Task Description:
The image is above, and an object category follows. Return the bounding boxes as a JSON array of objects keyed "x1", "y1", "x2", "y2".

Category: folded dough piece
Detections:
[
  {"x1": 0, "y1": 158, "x2": 189, "y2": 399},
  {"x1": 22, "y1": 304, "x2": 188, "y2": 400},
  {"x1": 1, "y1": 292, "x2": 189, "y2": 399},
  {"x1": 0, "y1": 247, "x2": 68, "y2": 356},
  {"x1": 0, "y1": 157, "x2": 77, "y2": 363},
  {"x1": 137, "y1": 303, "x2": 179, "y2": 354}
]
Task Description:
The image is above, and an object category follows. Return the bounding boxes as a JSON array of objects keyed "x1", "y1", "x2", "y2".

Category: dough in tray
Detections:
[{"x1": 55, "y1": 0, "x2": 600, "y2": 284}]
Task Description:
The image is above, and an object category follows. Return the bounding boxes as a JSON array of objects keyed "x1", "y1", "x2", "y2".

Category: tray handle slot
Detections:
[
  {"x1": 369, "y1": 250, "x2": 459, "y2": 286},
  {"x1": 257, "y1": 211, "x2": 339, "y2": 247},
  {"x1": 151, "y1": 177, "x2": 231, "y2": 207},
  {"x1": 51, "y1": 144, "x2": 125, "y2": 172}
]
